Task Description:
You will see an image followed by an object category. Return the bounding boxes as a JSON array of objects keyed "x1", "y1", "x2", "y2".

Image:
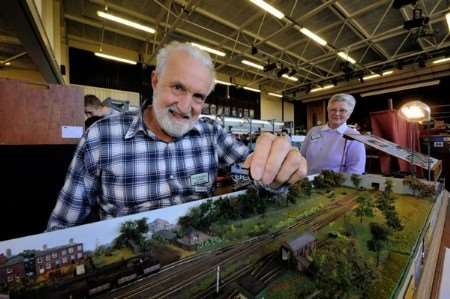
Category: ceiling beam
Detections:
[
  {"x1": 331, "y1": 2, "x2": 390, "y2": 60},
  {"x1": 298, "y1": 9, "x2": 449, "y2": 68},
  {"x1": 3, "y1": 0, "x2": 64, "y2": 84}
]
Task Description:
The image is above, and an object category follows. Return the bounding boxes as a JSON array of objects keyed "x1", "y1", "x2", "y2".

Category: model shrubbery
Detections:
[{"x1": 403, "y1": 175, "x2": 436, "y2": 198}]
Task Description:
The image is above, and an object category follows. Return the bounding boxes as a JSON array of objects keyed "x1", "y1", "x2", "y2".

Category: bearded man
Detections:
[{"x1": 48, "y1": 42, "x2": 307, "y2": 230}]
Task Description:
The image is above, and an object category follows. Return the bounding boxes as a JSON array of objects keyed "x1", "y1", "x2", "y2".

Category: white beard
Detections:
[{"x1": 152, "y1": 94, "x2": 196, "y2": 137}]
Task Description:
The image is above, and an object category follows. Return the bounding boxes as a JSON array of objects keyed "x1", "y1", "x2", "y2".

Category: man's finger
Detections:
[
  {"x1": 261, "y1": 136, "x2": 291, "y2": 185},
  {"x1": 273, "y1": 147, "x2": 304, "y2": 184},
  {"x1": 288, "y1": 167, "x2": 306, "y2": 185},
  {"x1": 243, "y1": 153, "x2": 253, "y2": 169},
  {"x1": 250, "y1": 133, "x2": 276, "y2": 181}
]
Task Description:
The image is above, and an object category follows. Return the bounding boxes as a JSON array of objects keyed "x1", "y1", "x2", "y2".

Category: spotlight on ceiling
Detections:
[
  {"x1": 340, "y1": 61, "x2": 355, "y2": 74},
  {"x1": 404, "y1": 8, "x2": 429, "y2": 30},
  {"x1": 304, "y1": 85, "x2": 311, "y2": 94},
  {"x1": 263, "y1": 62, "x2": 277, "y2": 72},
  {"x1": 393, "y1": 0, "x2": 417, "y2": 9},
  {"x1": 277, "y1": 66, "x2": 289, "y2": 78},
  {"x1": 418, "y1": 55, "x2": 427, "y2": 68},
  {"x1": 288, "y1": 69, "x2": 297, "y2": 76}
]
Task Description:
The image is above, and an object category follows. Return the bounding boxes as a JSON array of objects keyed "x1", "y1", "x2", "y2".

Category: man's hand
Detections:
[{"x1": 243, "y1": 133, "x2": 307, "y2": 189}]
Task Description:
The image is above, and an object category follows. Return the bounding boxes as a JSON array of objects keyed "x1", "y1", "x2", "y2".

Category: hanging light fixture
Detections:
[{"x1": 399, "y1": 100, "x2": 431, "y2": 123}]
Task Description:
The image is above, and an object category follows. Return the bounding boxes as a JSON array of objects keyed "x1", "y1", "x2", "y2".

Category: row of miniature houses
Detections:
[{"x1": 0, "y1": 241, "x2": 84, "y2": 288}]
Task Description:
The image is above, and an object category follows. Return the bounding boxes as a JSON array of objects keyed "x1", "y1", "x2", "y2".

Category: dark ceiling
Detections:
[{"x1": 1, "y1": 0, "x2": 450, "y2": 96}]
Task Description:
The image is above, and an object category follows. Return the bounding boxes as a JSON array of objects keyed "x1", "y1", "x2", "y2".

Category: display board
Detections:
[{"x1": 345, "y1": 133, "x2": 441, "y2": 175}]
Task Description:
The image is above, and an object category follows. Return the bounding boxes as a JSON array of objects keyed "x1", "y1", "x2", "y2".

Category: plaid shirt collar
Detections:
[{"x1": 124, "y1": 107, "x2": 204, "y2": 140}]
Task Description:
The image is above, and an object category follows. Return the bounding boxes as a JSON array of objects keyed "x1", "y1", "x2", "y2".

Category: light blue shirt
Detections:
[{"x1": 301, "y1": 123, "x2": 366, "y2": 175}]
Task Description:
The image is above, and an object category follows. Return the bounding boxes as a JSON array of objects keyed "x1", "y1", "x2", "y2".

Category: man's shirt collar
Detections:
[{"x1": 124, "y1": 110, "x2": 148, "y2": 140}]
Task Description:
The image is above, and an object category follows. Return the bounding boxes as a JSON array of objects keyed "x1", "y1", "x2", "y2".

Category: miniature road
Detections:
[{"x1": 100, "y1": 191, "x2": 359, "y2": 299}]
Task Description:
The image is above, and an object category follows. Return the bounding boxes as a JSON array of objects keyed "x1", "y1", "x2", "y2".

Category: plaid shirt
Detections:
[{"x1": 47, "y1": 111, "x2": 249, "y2": 230}]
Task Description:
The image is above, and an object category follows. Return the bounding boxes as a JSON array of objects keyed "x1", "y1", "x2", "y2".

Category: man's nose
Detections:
[{"x1": 176, "y1": 94, "x2": 192, "y2": 114}]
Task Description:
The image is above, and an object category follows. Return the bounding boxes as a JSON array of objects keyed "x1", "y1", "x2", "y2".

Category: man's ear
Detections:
[{"x1": 151, "y1": 70, "x2": 158, "y2": 90}]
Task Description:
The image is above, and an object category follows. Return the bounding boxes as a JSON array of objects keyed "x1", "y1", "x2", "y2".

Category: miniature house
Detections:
[
  {"x1": 235, "y1": 275, "x2": 266, "y2": 299},
  {"x1": 177, "y1": 227, "x2": 210, "y2": 250},
  {"x1": 281, "y1": 232, "x2": 316, "y2": 271}
]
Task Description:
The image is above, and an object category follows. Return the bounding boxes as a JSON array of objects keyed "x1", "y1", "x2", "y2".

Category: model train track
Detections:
[{"x1": 109, "y1": 192, "x2": 359, "y2": 299}]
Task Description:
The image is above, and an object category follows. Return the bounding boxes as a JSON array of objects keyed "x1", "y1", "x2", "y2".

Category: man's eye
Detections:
[
  {"x1": 193, "y1": 94, "x2": 205, "y2": 102},
  {"x1": 173, "y1": 84, "x2": 184, "y2": 91}
]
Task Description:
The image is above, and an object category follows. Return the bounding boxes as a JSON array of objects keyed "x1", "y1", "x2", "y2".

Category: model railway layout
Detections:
[{"x1": 1, "y1": 171, "x2": 446, "y2": 299}]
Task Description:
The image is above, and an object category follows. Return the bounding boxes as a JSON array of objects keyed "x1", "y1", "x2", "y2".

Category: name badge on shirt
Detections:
[
  {"x1": 191, "y1": 172, "x2": 209, "y2": 186},
  {"x1": 311, "y1": 133, "x2": 321, "y2": 140}
]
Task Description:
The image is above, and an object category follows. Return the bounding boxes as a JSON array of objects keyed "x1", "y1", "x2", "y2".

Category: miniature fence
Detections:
[{"x1": 390, "y1": 185, "x2": 445, "y2": 299}]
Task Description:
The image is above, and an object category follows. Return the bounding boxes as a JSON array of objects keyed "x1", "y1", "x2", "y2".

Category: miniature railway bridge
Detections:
[{"x1": 99, "y1": 191, "x2": 360, "y2": 299}]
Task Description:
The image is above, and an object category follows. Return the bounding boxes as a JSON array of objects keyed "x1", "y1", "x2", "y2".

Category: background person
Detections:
[
  {"x1": 301, "y1": 93, "x2": 365, "y2": 175},
  {"x1": 48, "y1": 41, "x2": 307, "y2": 230},
  {"x1": 84, "y1": 94, "x2": 120, "y2": 119}
]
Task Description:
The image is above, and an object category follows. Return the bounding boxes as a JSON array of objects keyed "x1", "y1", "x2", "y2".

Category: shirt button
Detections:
[{"x1": 169, "y1": 175, "x2": 174, "y2": 179}]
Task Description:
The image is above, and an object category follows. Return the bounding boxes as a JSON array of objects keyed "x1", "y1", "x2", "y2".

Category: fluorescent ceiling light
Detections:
[
  {"x1": 215, "y1": 79, "x2": 234, "y2": 86},
  {"x1": 244, "y1": 86, "x2": 261, "y2": 92},
  {"x1": 242, "y1": 60, "x2": 264, "y2": 70},
  {"x1": 337, "y1": 52, "x2": 356, "y2": 64},
  {"x1": 363, "y1": 70, "x2": 394, "y2": 81},
  {"x1": 4, "y1": 62, "x2": 11, "y2": 66},
  {"x1": 432, "y1": 57, "x2": 450, "y2": 64},
  {"x1": 94, "y1": 52, "x2": 137, "y2": 65},
  {"x1": 282, "y1": 74, "x2": 299, "y2": 81},
  {"x1": 363, "y1": 73, "x2": 381, "y2": 80},
  {"x1": 446, "y1": 12, "x2": 450, "y2": 32},
  {"x1": 97, "y1": 11, "x2": 155, "y2": 34},
  {"x1": 268, "y1": 92, "x2": 282, "y2": 98},
  {"x1": 299, "y1": 27, "x2": 327, "y2": 46},
  {"x1": 191, "y1": 42, "x2": 226, "y2": 57},
  {"x1": 249, "y1": 0, "x2": 284, "y2": 19},
  {"x1": 311, "y1": 84, "x2": 334, "y2": 93}
]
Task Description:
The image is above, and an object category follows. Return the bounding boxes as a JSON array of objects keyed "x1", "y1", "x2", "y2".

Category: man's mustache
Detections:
[{"x1": 168, "y1": 106, "x2": 192, "y2": 119}]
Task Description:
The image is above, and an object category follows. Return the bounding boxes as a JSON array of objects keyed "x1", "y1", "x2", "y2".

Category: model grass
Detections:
[{"x1": 172, "y1": 171, "x2": 436, "y2": 299}]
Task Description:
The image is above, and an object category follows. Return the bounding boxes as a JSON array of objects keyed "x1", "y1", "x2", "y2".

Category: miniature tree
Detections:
[
  {"x1": 313, "y1": 170, "x2": 344, "y2": 189},
  {"x1": 286, "y1": 192, "x2": 296, "y2": 206},
  {"x1": 384, "y1": 208, "x2": 403, "y2": 231},
  {"x1": 354, "y1": 195, "x2": 374, "y2": 224},
  {"x1": 310, "y1": 239, "x2": 378, "y2": 298},
  {"x1": 351, "y1": 174, "x2": 362, "y2": 189},
  {"x1": 114, "y1": 218, "x2": 149, "y2": 252},
  {"x1": 367, "y1": 223, "x2": 390, "y2": 266},
  {"x1": 376, "y1": 180, "x2": 403, "y2": 231},
  {"x1": 301, "y1": 177, "x2": 313, "y2": 196}
]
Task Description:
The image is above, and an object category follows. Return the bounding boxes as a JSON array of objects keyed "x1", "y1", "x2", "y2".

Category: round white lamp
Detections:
[
  {"x1": 398, "y1": 100, "x2": 431, "y2": 123},
  {"x1": 398, "y1": 100, "x2": 431, "y2": 177}
]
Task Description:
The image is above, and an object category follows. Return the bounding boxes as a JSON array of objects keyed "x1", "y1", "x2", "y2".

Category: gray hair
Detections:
[
  {"x1": 155, "y1": 41, "x2": 216, "y2": 94},
  {"x1": 327, "y1": 93, "x2": 356, "y2": 113}
]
